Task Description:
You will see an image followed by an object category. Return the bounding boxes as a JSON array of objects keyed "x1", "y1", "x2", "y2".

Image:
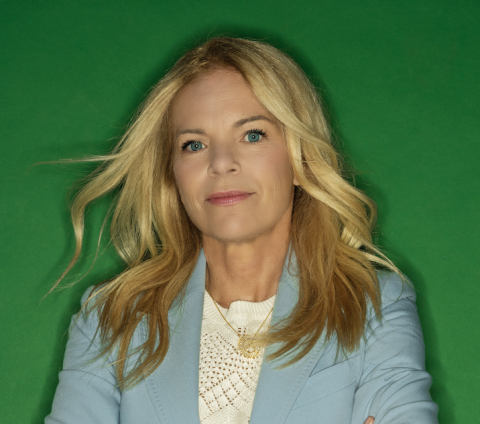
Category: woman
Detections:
[{"x1": 46, "y1": 37, "x2": 438, "y2": 424}]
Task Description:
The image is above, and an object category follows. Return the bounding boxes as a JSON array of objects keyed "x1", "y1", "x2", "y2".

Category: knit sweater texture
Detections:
[{"x1": 199, "y1": 291, "x2": 276, "y2": 424}]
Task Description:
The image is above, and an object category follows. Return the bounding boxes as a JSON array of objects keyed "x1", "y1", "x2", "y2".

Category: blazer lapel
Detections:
[
  {"x1": 146, "y1": 250, "x2": 206, "y2": 424},
  {"x1": 249, "y1": 256, "x2": 328, "y2": 424},
  {"x1": 146, "y1": 249, "x2": 329, "y2": 424}
]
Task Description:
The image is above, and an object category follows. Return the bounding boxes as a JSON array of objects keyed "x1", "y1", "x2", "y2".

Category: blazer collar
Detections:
[
  {"x1": 147, "y1": 249, "x2": 328, "y2": 424},
  {"x1": 146, "y1": 250, "x2": 206, "y2": 424},
  {"x1": 249, "y1": 252, "x2": 328, "y2": 424}
]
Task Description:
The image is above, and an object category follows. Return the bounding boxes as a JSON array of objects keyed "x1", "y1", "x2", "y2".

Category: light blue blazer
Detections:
[{"x1": 46, "y1": 251, "x2": 438, "y2": 423}]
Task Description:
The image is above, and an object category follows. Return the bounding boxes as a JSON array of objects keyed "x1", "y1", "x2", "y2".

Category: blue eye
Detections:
[
  {"x1": 245, "y1": 129, "x2": 266, "y2": 143},
  {"x1": 182, "y1": 141, "x2": 204, "y2": 151},
  {"x1": 247, "y1": 133, "x2": 260, "y2": 142},
  {"x1": 189, "y1": 142, "x2": 203, "y2": 151}
]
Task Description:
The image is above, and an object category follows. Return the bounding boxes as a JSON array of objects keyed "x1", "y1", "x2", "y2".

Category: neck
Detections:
[{"x1": 203, "y1": 226, "x2": 290, "y2": 308}]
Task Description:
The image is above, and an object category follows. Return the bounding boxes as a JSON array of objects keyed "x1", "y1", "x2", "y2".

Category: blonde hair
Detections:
[{"x1": 57, "y1": 37, "x2": 398, "y2": 388}]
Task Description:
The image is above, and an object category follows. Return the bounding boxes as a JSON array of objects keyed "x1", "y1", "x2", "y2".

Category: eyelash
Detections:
[
  {"x1": 180, "y1": 128, "x2": 267, "y2": 151},
  {"x1": 245, "y1": 128, "x2": 266, "y2": 142},
  {"x1": 180, "y1": 140, "x2": 201, "y2": 151}
]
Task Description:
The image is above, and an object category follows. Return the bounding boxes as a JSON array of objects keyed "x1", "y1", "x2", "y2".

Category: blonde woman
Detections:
[{"x1": 46, "y1": 38, "x2": 438, "y2": 424}]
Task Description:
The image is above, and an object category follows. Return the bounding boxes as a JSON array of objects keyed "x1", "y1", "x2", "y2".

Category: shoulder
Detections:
[
  {"x1": 68, "y1": 284, "x2": 115, "y2": 353},
  {"x1": 66, "y1": 286, "x2": 103, "y2": 351},
  {"x1": 76, "y1": 285, "x2": 103, "y2": 324},
  {"x1": 81, "y1": 285, "x2": 96, "y2": 303},
  {"x1": 364, "y1": 270, "x2": 418, "y2": 324},
  {"x1": 376, "y1": 269, "x2": 415, "y2": 309}
]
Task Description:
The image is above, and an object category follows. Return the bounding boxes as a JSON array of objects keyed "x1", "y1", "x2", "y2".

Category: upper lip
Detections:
[{"x1": 207, "y1": 190, "x2": 251, "y2": 200}]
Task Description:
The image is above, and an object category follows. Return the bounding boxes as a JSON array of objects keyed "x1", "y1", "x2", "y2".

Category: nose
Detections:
[{"x1": 207, "y1": 142, "x2": 240, "y2": 177}]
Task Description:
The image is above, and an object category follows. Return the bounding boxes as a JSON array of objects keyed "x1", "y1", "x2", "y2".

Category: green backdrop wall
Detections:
[{"x1": 1, "y1": 1, "x2": 478, "y2": 422}]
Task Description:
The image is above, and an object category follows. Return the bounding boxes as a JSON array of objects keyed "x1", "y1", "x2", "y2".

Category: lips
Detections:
[{"x1": 206, "y1": 190, "x2": 253, "y2": 206}]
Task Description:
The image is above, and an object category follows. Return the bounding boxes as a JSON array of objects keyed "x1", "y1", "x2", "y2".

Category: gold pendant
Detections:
[{"x1": 238, "y1": 335, "x2": 260, "y2": 359}]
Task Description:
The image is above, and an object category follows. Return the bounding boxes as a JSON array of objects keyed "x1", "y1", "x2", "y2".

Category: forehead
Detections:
[{"x1": 171, "y1": 69, "x2": 271, "y2": 128}]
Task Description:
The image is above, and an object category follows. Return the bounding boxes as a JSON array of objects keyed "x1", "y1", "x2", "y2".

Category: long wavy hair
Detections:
[{"x1": 56, "y1": 37, "x2": 398, "y2": 388}]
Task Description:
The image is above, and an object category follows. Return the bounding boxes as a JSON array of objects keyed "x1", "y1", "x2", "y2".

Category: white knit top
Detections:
[{"x1": 199, "y1": 290, "x2": 276, "y2": 424}]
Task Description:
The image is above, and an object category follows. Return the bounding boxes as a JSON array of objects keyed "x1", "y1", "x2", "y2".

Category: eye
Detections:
[
  {"x1": 181, "y1": 141, "x2": 205, "y2": 152},
  {"x1": 244, "y1": 129, "x2": 266, "y2": 143}
]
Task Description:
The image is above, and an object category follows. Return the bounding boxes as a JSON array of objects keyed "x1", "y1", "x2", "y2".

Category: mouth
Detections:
[{"x1": 206, "y1": 190, "x2": 253, "y2": 206}]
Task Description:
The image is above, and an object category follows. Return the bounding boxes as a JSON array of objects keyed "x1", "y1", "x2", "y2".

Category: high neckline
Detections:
[{"x1": 204, "y1": 290, "x2": 276, "y2": 321}]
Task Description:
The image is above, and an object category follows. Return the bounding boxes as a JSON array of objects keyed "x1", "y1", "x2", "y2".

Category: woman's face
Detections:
[{"x1": 171, "y1": 68, "x2": 297, "y2": 245}]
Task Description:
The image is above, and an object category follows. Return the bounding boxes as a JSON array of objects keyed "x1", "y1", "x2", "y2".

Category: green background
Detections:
[{"x1": 1, "y1": 0, "x2": 478, "y2": 422}]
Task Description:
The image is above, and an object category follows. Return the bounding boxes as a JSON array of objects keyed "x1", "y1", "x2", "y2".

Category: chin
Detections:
[{"x1": 204, "y1": 220, "x2": 266, "y2": 245}]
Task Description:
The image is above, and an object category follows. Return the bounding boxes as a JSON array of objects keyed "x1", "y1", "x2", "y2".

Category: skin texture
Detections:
[{"x1": 172, "y1": 68, "x2": 296, "y2": 308}]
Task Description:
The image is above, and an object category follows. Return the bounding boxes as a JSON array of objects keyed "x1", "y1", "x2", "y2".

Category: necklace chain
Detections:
[{"x1": 206, "y1": 288, "x2": 274, "y2": 359}]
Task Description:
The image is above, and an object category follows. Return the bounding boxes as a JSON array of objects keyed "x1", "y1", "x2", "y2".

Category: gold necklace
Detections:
[{"x1": 207, "y1": 290, "x2": 273, "y2": 359}]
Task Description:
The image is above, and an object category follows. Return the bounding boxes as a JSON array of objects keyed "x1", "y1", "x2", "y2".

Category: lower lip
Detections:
[{"x1": 207, "y1": 193, "x2": 252, "y2": 206}]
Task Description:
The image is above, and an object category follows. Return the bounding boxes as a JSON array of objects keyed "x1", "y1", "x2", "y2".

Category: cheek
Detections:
[
  {"x1": 173, "y1": 161, "x2": 195, "y2": 206},
  {"x1": 256, "y1": 149, "x2": 295, "y2": 201},
  {"x1": 269, "y1": 172, "x2": 295, "y2": 208}
]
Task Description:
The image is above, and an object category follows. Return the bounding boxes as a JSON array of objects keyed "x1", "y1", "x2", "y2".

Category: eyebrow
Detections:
[
  {"x1": 175, "y1": 115, "x2": 275, "y2": 138},
  {"x1": 176, "y1": 128, "x2": 206, "y2": 137},
  {"x1": 234, "y1": 115, "x2": 275, "y2": 127}
]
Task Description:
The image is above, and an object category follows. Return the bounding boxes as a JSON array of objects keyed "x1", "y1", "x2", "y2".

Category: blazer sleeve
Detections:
[
  {"x1": 351, "y1": 273, "x2": 439, "y2": 424},
  {"x1": 45, "y1": 287, "x2": 121, "y2": 424}
]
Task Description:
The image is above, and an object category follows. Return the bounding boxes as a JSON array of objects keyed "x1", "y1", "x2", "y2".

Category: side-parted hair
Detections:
[{"x1": 56, "y1": 37, "x2": 398, "y2": 388}]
